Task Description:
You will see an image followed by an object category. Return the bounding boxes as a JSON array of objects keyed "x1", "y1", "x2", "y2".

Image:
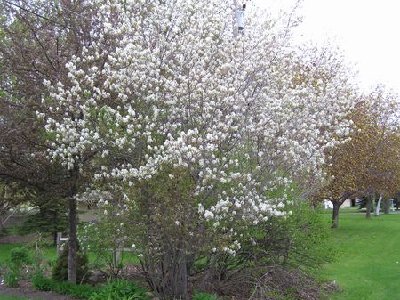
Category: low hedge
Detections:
[
  {"x1": 32, "y1": 274, "x2": 97, "y2": 299},
  {"x1": 89, "y1": 279, "x2": 149, "y2": 300},
  {"x1": 32, "y1": 274, "x2": 149, "y2": 300}
]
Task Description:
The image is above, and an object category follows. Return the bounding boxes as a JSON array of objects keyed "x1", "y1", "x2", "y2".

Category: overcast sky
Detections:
[{"x1": 254, "y1": 0, "x2": 400, "y2": 93}]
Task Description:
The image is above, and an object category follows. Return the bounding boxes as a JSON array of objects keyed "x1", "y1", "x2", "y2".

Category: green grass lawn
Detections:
[
  {"x1": 0, "y1": 243, "x2": 139, "y2": 266},
  {"x1": 3, "y1": 209, "x2": 400, "y2": 299},
  {"x1": 0, "y1": 243, "x2": 57, "y2": 266},
  {"x1": 0, "y1": 243, "x2": 18, "y2": 265},
  {"x1": 322, "y1": 208, "x2": 400, "y2": 300}
]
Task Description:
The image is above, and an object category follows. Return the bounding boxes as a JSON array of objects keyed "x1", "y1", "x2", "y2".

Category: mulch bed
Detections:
[
  {"x1": 0, "y1": 234, "x2": 36, "y2": 244},
  {"x1": 0, "y1": 280, "x2": 76, "y2": 300}
]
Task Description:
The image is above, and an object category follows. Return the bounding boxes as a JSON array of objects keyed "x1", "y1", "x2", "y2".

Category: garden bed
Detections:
[{"x1": 0, "y1": 280, "x2": 75, "y2": 300}]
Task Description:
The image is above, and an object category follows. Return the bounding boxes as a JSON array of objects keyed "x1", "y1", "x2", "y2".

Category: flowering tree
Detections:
[{"x1": 43, "y1": 0, "x2": 356, "y2": 297}]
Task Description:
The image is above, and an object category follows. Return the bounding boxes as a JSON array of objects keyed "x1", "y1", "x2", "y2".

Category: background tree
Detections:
[
  {"x1": 356, "y1": 88, "x2": 400, "y2": 218},
  {"x1": 18, "y1": 193, "x2": 68, "y2": 245},
  {"x1": 317, "y1": 88, "x2": 400, "y2": 227},
  {"x1": 318, "y1": 105, "x2": 374, "y2": 228},
  {"x1": 0, "y1": 183, "x2": 29, "y2": 234},
  {"x1": 0, "y1": 0, "x2": 95, "y2": 283}
]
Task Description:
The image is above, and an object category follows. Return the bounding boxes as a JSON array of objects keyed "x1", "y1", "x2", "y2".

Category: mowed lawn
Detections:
[
  {"x1": 0, "y1": 243, "x2": 139, "y2": 266},
  {"x1": 322, "y1": 209, "x2": 400, "y2": 300},
  {"x1": 0, "y1": 243, "x2": 57, "y2": 265},
  {"x1": 2, "y1": 210, "x2": 400, "y2": 299}
]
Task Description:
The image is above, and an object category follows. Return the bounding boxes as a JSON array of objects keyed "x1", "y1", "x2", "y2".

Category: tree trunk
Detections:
[
  {"x1": 375, "y1": 194, "x2": 382, "y2": 216},
  {"x1": 383, "y1": 199, "x2": 390, "y2": 214},
  {"x1": 331, "y1": 201, "x2": 341, "y2": 228},
  {"x1": 53, "y1": 231, "x2": 58, "y2": 247},
  {"x1": 68, "y1": 180, "x2": 77, "y2": 283},
  {"x1": 172, "y1": 254, "x2": 188, "y2": 300},
  {"x1": 144, "y1": 249, "x2": 190, "y2": 300},
  {"x1": 0, "y1": 217, "x2": 5, "y2": 233},
  {"x1": 366, "y1": 196, "x2": 373, "y2": 218}
]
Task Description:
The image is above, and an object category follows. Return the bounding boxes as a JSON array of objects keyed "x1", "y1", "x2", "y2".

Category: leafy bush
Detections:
[
  {"x1": 193, "y1": 292, "x2": 219, "y2": 300},
  {"x1": 231, "y1": 201, "x2": 335, "y2": 271},
  {"x1": 197, "y1": 201, "x2": 336, "y2": 299},
  {"x1": 207, "y1": 201, "x2": 335, "y2": 284},
  {"x1": 52, "y1": 241, "x2": 89, "y2": 283},
  {"x1": 89, "y1": 280, "x2": 150, "y2": 300},
  {"x1": 10, "y1": 247, "x2": 31, "y2": 266},
  {"x1": 284, "y1": 202, "x2": 336, "y2": 270},
  {"x1": 2, "y1": 246, "x2": 33, "y2": 287},
  {"x1": 3, "y1": 269, "x2": 19, "y2": 287},
  {"x1": 78, "y1": 213, "x2": 133, "y2": 278},
  {"x1": 17, "y1": 197, "x2": 68, "y2": 239},
  {"x1": 32, "y1": 272, "x2": 54, "y2": 291},
  {"x1": 33, "y1": 276, "x2": 148, "y2": 300},
  {"x1": 33, "y1": 275, "x2": 96, "y2": 299},
  {"x1": 54, "y1": 281, "x2": 96, "y2": 299}
]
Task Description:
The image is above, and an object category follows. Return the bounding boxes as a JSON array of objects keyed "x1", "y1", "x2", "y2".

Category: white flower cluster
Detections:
[{"x1": 75, "y1": 189, "x2": 113, "y2": 207}]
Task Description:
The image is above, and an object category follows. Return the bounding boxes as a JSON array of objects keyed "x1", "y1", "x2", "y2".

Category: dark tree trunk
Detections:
[
  {"x1": 68, "y1": 180, "x2": 77, "y2": 284},
  {"x1": 383, "y1": 199, "x2": 390, "y2": 214},
  {"x1": 143, "y1": 243, "x2": 190, "y2": 299},
  {"x1": 53, "y1": 231, "x2": 58, "y2": 247},
  {"x1": 172, "y1": 253, "x2": 188, "y2": 300},
  {"x1": 366, "y1": 196, "x2": 372, "y2": 218},
  {"x1": 331, "y1": 201, "x2": 341, "y2": 228},
  {"x1": 0, "y1": 218, "x2": 5, "y2": 234}
]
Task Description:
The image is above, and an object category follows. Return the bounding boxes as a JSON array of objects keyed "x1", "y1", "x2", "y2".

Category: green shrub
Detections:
[
  {"x1": 10, "y1": 247, "x2": 31, "y2": 266},
  {"x1": 32, "y1": 272, "x2": 55, "y2": 291},
  {"x1": 89, "y1": 280, "x2": 150, "y2": 300},
  {"x1": 2, "y1": 246, "x2": 33, "y2": 287},
  {"x1": 284, "y1": 202, "x2": 336, "y2": 270},
  {"x1": 78, "y1": 215, "x2": 135, "y2": 278},
  {"x1": 33, "y1": 274, "x2": 147, "y2": 300},
  {"x1": 33, "y1": 275, "x2": 96, "y2": 299},
  {"x1": 228, "y1": 201, "x2": 335, "y2": 271},
  {"x1": 17, "y1": 197, "x2": 68, "y2": 238},
  {"x1": 54, "y1": 281, "x2": 96, "y2": 299},
  {"x1": 201, "y1": 201, "x2": 336, "y2": 298},
  {"x1": 52, "y1": 242, "x2": 89, "y2": 282},
  {"x1": 193, "y1": 292, "x2": 219, "y2": 300},
  {"x1": 4, "y1": 269, "x2": 19, "y2": 287}
]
